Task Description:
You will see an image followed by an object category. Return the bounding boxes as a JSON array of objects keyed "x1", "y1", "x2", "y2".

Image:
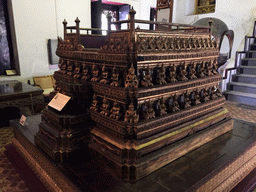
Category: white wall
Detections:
[
  {"x1": 2, "y1": 0, "x2": 91, "y2": 83},
  {"x1": 173, "y1": 0, "x2": 256, "y2": 68},
  {"x1": 55, "y1": 0, "x2": 91, "y2": 38}
]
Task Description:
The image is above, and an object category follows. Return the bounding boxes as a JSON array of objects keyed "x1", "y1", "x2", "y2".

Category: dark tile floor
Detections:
[{"x1": 1, "y1": 101, "x2": 256, "y2": 191}]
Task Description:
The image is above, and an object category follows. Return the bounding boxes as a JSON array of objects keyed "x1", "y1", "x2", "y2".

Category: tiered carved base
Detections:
[
  {"x1": 51, "y1": 71, "x2": 92, "y2": 108},
  {"x1": 35, "y1": 108, "x2": 92, "y2": 163},
  {"x1": 89, "y1": 107, "x2": 233, "y2": 182}
]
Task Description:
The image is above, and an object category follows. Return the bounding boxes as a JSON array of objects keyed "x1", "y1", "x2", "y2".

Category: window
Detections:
[
  {"x1": 195, "y1": 0, "x2": 216, "y2": 15},
  {"x1": 91, "y1": 1, "x2": 129, "y2": 33},
  {"x1": 0, "y1": 0, "x2": 19, "y2": 76},
  {"x1": 101, "y1": 10, "x2": 117, "y2": 35}
]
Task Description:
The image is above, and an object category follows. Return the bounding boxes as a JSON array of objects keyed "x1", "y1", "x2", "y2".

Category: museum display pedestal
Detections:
[{"x1": 8, "y1": 115, "x2": 256, "y2": 192}]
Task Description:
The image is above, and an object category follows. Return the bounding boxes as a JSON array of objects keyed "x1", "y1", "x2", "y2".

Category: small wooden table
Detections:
[{"x1": 0, "y1": 80, "x2": 44, "y2": 116}]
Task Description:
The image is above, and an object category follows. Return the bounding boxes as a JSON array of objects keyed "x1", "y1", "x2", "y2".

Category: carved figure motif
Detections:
[
  {"x1": 141, "y1": 66, "x2": 153, "y2": 87},
  {"x1": 91, "y1": 64, "x2": 100, "y2": 82},
  {"x1": 156, "y1": 65, "x2": 167, "y2": 85},
  {"x1": 100, "y1": 96, "x2": 110, "y2": 116},
  {"x1": 197, "y1": 61, "x2": 205, "y2": 78},
  {"x1": 81, "y1": 63, "x2": 91, "y2": 81},
  {"x1": 213, "y1": 85, "x2": 222, "y2": 97},
  {"x1": 67, "y1": 61, "x2": 75, "y2": 76},
  {"x1": 60, "y1": 59, "x2": 67, "y2": 74},
  {"x1": 99, "y1": 64, "x2": 110, "y2": 84},
  {"x1": 168, "y1": 94, "x2": 180, "y2": 112},
  {"x1": 200, "y1": 88, "x2": 210, "y2": 102},
  {"x1": 58, "y1": 58, "x2": 64, "y2": 72},
  {"x1": 184, "y1": 91, "x2": 191, "y2": 108},
  {"x1": 208, "y1": 87, "x2": 214, "y2": 100},
  {"x1": 173, "y1": 94, "x2": 180, "y2": 112},
  {"x1": 73, "y1": 61, "x2": 82, "y2": 79},
  {"x1": 143, "y1": 100, "x2": 155, "y2": 120},
  {"x1": 156, "y1": 97, "x2": 167, "y2": 116},
  {"x1": 124, "y1": 103, "x2": 139, "y2": 123},
  {"x1": 194, "y1": 89, "x2": 202, "y2": 105},
  {"x1": 136, "y1": 35, "x2": 218, "y2": 53},
  {"x1": 101, "y1": 36, "x2": 129, "y2": 53},
  {"x1": 57, "y1": 37, "x2": 74, "y2": 51},
  {"x1": 204, "y1": 60, "x2": 213, "y2": 76},
  {"x1": 167, "y1": 64, "x2": 178, "y2": 83},
  {"x1": 109, "y1": 100, "x2": 122, "y2": 120},
  {"x1": 178, "y1": 62, "x2": 188, "y2": 81},
  {"x1": 125, "y1": 64, "x2": 138, "y2": 88},
  {"x1": 188, "y1": 62, "x2": 197, "y2": 79},
  {"x1": 212, "y1": 59, "x2": 218, "y2": 74},
  {"x1": 90, "y1": 94, "x2": 99, "y2": 112},
  {"x1": 110, "y1": 66, "x2": 121, "y2": 87}
]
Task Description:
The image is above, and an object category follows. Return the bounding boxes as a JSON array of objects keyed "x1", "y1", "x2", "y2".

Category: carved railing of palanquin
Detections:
[{"x1": 54, "y1": 8, "x2": 225, "y2": 170}]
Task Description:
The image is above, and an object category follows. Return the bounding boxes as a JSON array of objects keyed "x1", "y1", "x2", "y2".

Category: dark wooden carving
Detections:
[{"x1": 36, "y1": 8, "x2": 232, "y2": 181}]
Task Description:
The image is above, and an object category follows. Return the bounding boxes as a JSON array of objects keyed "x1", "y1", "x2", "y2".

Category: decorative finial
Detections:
[
  {"x1": 75, "y1": 17, "x2": 80, "y2": 23},
  {"x1": 208, "y1": 19, "x2": 213, "y2": 33},
  {"x1": 129, "y1": 6, "x2": 136, "y2": 14},
  {"x1": 62, "y1": 19, "x2": 67, "y2": 25}
]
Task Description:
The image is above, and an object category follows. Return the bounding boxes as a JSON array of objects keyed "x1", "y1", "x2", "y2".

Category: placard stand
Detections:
[{"x1": 35, "y1": 89, "x2": 93, "y2": 163}]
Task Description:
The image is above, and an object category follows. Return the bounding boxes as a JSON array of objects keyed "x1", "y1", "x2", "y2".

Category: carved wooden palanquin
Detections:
[{"x1": 36, "y1": 8, "x2": 232, "y2": 181}]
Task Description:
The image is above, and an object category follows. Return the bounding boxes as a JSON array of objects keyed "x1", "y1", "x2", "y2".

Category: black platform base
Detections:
[{"x1": 8, "y1": 115, "x2": 256, "y2": 192}]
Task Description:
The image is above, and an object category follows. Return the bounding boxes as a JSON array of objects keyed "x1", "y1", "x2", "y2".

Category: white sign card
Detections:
[
  {"x1": 19, "y1": 115, "x2": 26, "y2": 126},
  {"x1": 6, "y1": 70, "x2": 17, "y2": 76},
  {"x1": 48, "y1": 93, "x2": 71, "y2": 111}
]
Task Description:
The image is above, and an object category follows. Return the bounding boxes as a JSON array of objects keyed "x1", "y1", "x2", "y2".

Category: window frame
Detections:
[
  {"x1": 1, "y1": 0, "x2": 20, "y2": 76},
  {"x1": 194, "y1": 0, "x2": 216, "y2": 15}
]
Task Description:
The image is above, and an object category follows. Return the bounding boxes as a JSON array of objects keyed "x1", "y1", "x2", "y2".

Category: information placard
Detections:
[
  {"x1": 48, "y1": 93, "x2": 71, "y2": 111},
  {"x1": 19, "y1": 115, "x2": 26, "y2": 126},
  {"x1": 6, "y1": 70, "x2": 17, "y2": 76}
]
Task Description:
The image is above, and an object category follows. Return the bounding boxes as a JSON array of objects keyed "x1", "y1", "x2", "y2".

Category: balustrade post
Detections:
[
  {"x1": 107, "y1": 12, "x2": 112, "y2": 34},
  {"x1": 128, "y1": 7, "x2": 137, "y2": 76},
  {"x1": 75, "y1": 17, "x2": 80, "y2": 46},
  {"x1": 62, "y1": 19, "x2": 67, "y2": 39},
  {"x1": 129, "y1": 7, "x2": 136, "y2": 31},
  {"x1": 208, "y1": 19, "x2": 213, "y2": 34}
]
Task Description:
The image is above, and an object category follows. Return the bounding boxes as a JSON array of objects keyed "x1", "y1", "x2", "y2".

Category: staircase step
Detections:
[
  {"x1": 250, "y1": 44, "x2": 256, "y2": 51},
  {"x1": 241, "y1": 58, "x2": 256, "y2": 66},
  {"x1": 239, "y1": 66, "x2": 256, "y2": 75},
  {"x1": 248, "y1": 51, "x2": 256, "y2": 58},
  {"x1": 224, "y1": 91, "x2": 256, "y2": 106},
  {"x1": 228, "y1": 82, "x2": 256, "y2": 94},
  {"x1": 232, "y1": 74, "x2": 256, "y2": 84}
]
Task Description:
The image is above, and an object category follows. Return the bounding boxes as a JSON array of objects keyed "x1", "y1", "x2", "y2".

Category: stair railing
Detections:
[{"x1": 220, "y1": 21, "x2": 256, "y2": 92}]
